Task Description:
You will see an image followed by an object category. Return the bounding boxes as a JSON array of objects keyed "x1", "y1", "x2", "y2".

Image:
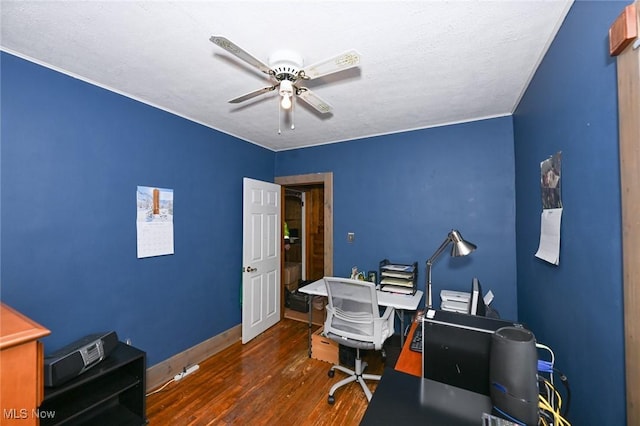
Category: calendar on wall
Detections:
[
  {"x1": 535, "y1": 152, "x2": 562, "y2": 265},
  {"x1": 136, "y1": 186, "x2": 174, "y2": 259}
]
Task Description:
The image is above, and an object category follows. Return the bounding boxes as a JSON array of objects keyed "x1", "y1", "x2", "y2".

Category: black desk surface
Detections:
[{"x1": 360, "y1": 368, "x2": 493, "y2": 426}]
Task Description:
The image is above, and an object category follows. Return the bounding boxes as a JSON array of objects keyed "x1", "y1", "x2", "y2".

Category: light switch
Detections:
[{"x1": 347, "y1": 232, "x2": 355, "y2": 243}]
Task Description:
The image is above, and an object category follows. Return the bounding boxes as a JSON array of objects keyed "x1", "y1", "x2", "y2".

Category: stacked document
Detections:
[
  {"x1": 378, "y1": 284, "x2": 415, "y2": 295},
  {"x1": 379, "y1": 261, "x2": 417, "y2": 295},
  {"x1": 440, "y1": 290, "x2": 470, "y2": 313}
]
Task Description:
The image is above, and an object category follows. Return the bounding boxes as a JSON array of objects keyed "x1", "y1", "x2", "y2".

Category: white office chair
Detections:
[{"x1": 322, "y1": 277, "x2": 395, "y2": 404}]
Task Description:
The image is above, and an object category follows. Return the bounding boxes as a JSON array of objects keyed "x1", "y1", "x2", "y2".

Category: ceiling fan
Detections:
[{"x1": 209, "y1": 36, "x2": 361, "y2": 123}]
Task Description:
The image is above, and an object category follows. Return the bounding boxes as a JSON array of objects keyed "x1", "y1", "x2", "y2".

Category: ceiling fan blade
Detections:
[
  {"x1": 301, "y1": 50, "x2": 361, "y2": 80},
  {"x1": 297, "y1": 88, "x2": 333, "y2": 113},
  {"x1": 210, "y1": 36, "x2": 273, "y2": 76},
  {"x1": 229, "y1": 85, "x2": 278, "y2": 104}
]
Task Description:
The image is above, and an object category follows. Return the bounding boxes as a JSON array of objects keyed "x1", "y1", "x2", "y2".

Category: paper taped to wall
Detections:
[{"x1": 535, "y1": 208, "x2": 562, "y2": 265}]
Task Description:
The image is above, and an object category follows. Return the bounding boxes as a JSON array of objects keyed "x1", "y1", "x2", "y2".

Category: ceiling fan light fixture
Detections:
[
  {"x1": 279, "y1": 79, "x2": 294, "y2": 110},
  {"x1": 281, "y1": 94, "x2": 292, "y2": 110}
]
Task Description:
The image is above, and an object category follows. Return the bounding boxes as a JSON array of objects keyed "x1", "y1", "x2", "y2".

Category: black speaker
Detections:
[
  {"x1": 489, "y1": 326, "x2": 539, "y2": 425},
  {"x1": 44, "y1": 331, "x2": 118, "y2": 387}
]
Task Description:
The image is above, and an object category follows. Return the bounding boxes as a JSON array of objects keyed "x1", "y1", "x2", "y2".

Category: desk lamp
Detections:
[{"x1": 426, "y1": 230, "x2": 477, "y2": 308}]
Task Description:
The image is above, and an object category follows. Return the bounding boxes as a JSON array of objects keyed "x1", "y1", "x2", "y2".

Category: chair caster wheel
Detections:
[
  {"x1": 328, "y1": 395, "x2": 335, "y2": 404},
  {"x1": 328, "y1": 370, "x2": 335, "y2": 378}
]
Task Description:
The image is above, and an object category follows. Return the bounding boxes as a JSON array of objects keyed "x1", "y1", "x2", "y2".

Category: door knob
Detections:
[{"x1": 245, "y1": 266, "x2": 257, "y2": 272}]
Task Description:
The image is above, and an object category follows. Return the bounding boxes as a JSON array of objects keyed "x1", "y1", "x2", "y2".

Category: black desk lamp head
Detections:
[{"x1": 425, "y1": 229, "x2": 477, "y2": 308}]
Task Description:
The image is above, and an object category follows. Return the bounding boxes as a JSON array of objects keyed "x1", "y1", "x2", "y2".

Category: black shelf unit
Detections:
[
  {"x1": 379, "y1": 259, "x2": 418, "y2": 295},
  {"x1": 40, "y1": 342, "x2": 147, "y2": 426}
]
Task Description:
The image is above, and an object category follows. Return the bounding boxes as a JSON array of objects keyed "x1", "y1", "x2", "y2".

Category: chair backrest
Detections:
[{"x1": 323, "y1": 277, "x2": 381, "y2": 344}]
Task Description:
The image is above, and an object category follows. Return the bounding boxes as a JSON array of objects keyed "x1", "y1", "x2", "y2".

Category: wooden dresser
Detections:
[{"x1": 0, "y1": 303, "x2": 51, "y2": 425}]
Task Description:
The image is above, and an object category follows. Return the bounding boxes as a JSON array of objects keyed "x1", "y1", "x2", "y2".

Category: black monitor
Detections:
[
  {"x1": 422, "y1": 310, "x2": 524, "y2": 396},
  {"x1": 469, "y1": 277, "x2": 487, "y2": 316}
]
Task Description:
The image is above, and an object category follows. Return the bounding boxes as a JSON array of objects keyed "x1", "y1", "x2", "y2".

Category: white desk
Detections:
[{"x1": 298, "y1": 279, "x2": 424, "y2": 355}]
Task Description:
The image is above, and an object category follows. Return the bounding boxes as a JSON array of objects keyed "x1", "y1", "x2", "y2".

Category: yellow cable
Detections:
[
  {"x1": 539, "y1": 380, "x2": 553, "y2": 414},
  {"x1": 543, "y1": 379, "x2": 562, "y2": 409},
  {"x1": 538, "y1": 379, "x2": 571, "y2": 426},
  {"x1": 539, "y1": 394, "x2": 570, "y2": 426}
]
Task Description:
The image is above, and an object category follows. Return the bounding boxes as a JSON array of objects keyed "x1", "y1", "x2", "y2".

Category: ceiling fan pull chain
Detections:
[
  {"x1": 291, "y1": 97, "x2": 295, "y2": 130},
  {"x1": 278, "y1": 100, "x2": 282, "y2": 135}
]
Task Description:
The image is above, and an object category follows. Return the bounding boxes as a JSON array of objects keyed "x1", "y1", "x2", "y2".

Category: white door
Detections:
[{"x1": 242, "y1": 177, "x2": 281, "y2": 343}]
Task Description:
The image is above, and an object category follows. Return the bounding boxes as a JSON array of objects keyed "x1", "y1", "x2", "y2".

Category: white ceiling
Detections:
[{"x1": 1, "y1": 1, "x2": 573, "y2": 152}]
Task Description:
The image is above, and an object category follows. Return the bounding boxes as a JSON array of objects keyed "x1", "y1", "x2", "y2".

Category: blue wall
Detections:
[
  {"x1": 1, "y1": 2, "x2": 628, "y2": 422},
  {"x1": 514, "y1": 1, "x2": 625, "y2": 424},
  {"x1": 1, "y1": 53, "x2": 275, "y2": 365},
  {"x1": 276, "y1": 117, "x2": 518, "y2": 320}
]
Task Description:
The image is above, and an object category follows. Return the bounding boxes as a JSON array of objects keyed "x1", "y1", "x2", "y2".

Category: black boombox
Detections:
[{"x1": 44, "y1": 331, "x2": 118, "y2": 387}]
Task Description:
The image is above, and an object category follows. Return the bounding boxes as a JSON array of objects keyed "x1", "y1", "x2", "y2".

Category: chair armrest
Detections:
[
  {"x1": 373, "y1": 307, "x2": 395, "y2": 350},
  {"x1": 381, "y1": 306, "x2": 394, "y2": 320}
]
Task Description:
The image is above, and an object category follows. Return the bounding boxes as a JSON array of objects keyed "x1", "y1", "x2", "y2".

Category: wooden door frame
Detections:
[
  {"x1": 276, "y1": 172, "x2": 334, "y2": 318},
  {"x1": 609, "y1": 2, "x2": 639, "y2": 424}
]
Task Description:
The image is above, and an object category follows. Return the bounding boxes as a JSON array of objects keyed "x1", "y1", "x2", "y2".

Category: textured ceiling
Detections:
[{"x1": 1, "y1": 1, "x2": 573, "y2": 151}]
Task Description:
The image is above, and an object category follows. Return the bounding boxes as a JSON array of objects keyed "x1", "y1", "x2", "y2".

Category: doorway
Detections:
[
  {"x1": 284, "y1": 188, "x2": 305, "y2": 281},
  {"x1": 275, "y1": 172, "x2": 334, "y2": 324}
]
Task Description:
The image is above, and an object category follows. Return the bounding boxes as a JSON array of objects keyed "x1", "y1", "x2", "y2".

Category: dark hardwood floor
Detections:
[{"x1": 146, "y1": 319, "x2": 389, "y2": 425}]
